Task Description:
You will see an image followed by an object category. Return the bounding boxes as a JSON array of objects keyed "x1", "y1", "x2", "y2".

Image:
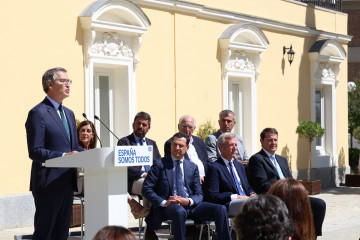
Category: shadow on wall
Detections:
[
  {"x1": 337, "y1": 147, "x2": 346, "y2": 184},
  {"x1": 281, "y1": 144, "x2": 293, "y2": 171}
]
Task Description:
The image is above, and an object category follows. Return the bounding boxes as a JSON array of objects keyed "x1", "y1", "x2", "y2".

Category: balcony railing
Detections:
[{"x1": 296, "y1": 0, "x2": 342, "y2": 12}]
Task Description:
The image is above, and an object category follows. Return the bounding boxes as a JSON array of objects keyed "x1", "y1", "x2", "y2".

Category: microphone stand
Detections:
[{"x1": 94, "y1": 115, "x2": 120, "y2": 141}]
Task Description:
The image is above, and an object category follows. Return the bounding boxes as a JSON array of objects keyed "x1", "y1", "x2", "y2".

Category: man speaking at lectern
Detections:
[{"x1": 25, "y1": 67, "x2": 83, "y2": 240}]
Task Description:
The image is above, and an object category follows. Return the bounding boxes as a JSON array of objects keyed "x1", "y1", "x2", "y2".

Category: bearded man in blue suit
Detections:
[{"x1": 25, "y1": 67, "x2": 83, "y2": 240}]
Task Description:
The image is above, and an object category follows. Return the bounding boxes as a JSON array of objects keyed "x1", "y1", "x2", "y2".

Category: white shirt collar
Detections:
[
  {"x1": 262, "y1": 148, "x2": 275, "y2": 158},
  {"x1": 133, "y1": 133, "x2": 146, "y2": 144},
  {"x1": 46, "y1": 96, "x2": 60, "y2": 110},
  {"x1": 221, "y1": 156, "x2": 233, "y2": 166},
  {"x1": 171, "y1": 155, "x2": 184, "y2": 163}
]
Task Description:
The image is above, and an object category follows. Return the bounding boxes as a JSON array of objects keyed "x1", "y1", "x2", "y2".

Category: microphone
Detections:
[
  {"x1": 82, "y1": 113, "x2": 102, "y2": 148},
  {"x1": 94, "y1": 115, "x2": 120, "y2": 141}
]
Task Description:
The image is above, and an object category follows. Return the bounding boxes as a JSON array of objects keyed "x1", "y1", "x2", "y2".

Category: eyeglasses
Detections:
[
  {"x1": 56, "y1": 79, "x2": 72, "y2": 85},
  {"x1": 182, "y1": 124, "x2": 194, "y2": 130}
]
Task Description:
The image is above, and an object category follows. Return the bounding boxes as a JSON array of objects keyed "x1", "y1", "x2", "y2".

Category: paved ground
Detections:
[
  {"x1": 1, "y1": 186, "x2": 359, "y2": 240},
  {"x1": 314, "y1": 187, "x2": 360, "y2": 240}
]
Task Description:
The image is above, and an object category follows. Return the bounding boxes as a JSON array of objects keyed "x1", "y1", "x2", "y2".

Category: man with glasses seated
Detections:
[
  {"x1": 205, "y1": 110, "x2": 249, "y2": 165},
  {"x1": 164, "y1": 115, "x2": 208, "y2": 186}
]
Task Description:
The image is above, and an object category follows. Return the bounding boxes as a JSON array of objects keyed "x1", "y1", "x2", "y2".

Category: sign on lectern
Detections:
[
  {"x1": 114, "y1": 145, "x2": 153, "y2": 167},
  {"x1": 43, "y1": 146, "x2": 152, "y2": 240}
]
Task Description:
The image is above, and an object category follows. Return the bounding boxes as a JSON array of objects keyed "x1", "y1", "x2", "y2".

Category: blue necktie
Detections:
[
  {"x1": 270, "y1": 155, "x2": 285, "y2": 179},
  {"x1": 175, "y1": 160, "x2": 187, "y2": 198},
  {"x1": 59, "y1": 105, "x2": 70, "y2": 141},
  {"x1": 229, "y1": 161, "x2": 245, "y2": 196}
]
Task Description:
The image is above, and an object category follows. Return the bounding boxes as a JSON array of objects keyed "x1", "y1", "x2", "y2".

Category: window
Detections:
[
  {"x1": 80, "y1": 0, "x2": 150, "y2": 148},
  {"x1": 309, "y1": 39, "x2": 345, "y2": 168},
  {"x1": 315, "y1": 89, "x2": 324, "y2": 147},
  {"x1": 219, "y1": 23, "x2": 269, "y2": 154},
  {"x1": 228, "y1": 82, "x2": 242, "y2": 136},
  {"x1": 94, "y1": 72, "x2": 113, "y2": 147}
]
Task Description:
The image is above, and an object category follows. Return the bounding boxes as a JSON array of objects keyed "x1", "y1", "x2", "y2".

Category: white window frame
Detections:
[
  {"x1": 219, "y1": 23, "x2": 269, "y2": 155},
  {"x1": 309, "y1": 39, "x2": 345, "y2": 168},
  {"x1": 79, "y1": 0, "x2": 150, "y2": 141}
]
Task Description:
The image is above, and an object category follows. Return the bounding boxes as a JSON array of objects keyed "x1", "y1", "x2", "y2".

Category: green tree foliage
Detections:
[
  {"x1": 353, "y1": 126, "x2": 360, "y2": 144},
  {"x1": 348, "y1": 75, "x2": 360, "y2": 135},
  {"x1": 296, "y1": 121, "x2": 325, "y2": 143},
  {"x1": 196, "y1": 120, "x2": 217, "y2": 141},
  {"x1": 349, "y1": 148, "x2": 360, "y2": 174},
  {"x1": 296, "y1": 121, "x2": 325, "y2": 181},
  {"x1": 76, "y1": 118, "x2": 81, "y2": 128}
]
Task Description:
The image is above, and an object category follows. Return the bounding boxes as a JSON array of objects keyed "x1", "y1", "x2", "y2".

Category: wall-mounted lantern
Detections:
[{"x1": 283, "y1": 44, "x2": 295, "y2": 65}]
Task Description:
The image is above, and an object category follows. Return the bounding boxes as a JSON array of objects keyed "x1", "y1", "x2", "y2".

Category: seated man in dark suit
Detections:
[
  {"x1": 207, "y1": 132, "x2": 256, "y2": 217},
  {"x1": 142, "y1": 132, "x2": 231, "y2": 240},
  {"x1": 247, "y1": 127, "x2": 326, "y2": 238},
  {"x1": 117, "y1": 112, "x2": 161, "y2": 213},
  {"x1": 164, "y1": 115, "x2": 208, "y2": 185}
]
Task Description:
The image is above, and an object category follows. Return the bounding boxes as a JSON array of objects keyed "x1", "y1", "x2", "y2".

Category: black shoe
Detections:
[
  {"x1": 186, "y1": 225, "x2": 211, "y2": 239},
  {"x1": 145, "y1": 227, "x2": 158, "y2": 240}
]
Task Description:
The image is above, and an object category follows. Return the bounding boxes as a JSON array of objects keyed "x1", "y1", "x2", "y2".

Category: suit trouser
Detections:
[
  {"x1": 32, "y1": 187, "x2": 73, "y2": 240},
  {"x1": 131, "y1": 177, "x2": 150, "y2": 208},
  {"x1": 309, "y1": 197, "x2": 326, "y2": 237},
  {"x1": 163, "y1": 202, "x2": 231, "y2": 240}
]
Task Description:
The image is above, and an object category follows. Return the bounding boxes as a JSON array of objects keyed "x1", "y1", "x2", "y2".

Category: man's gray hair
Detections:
[
  {"x1": 42, "y1": 67, "x2": 67, "y2": 93},
  {"x1": 218, "y1": 132, "x2": 237, "y2": 145},
  {"x1": 178, "y1": 115, "x2": 196, "y2": 127},
  {"x1": 219, "y1": 110, "x2": 236, "y2": 121}
]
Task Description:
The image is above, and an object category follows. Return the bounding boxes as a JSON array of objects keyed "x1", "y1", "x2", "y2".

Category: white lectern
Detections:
[{"x1": 44, "y1": 147, "x2": 148, "y2": 240}]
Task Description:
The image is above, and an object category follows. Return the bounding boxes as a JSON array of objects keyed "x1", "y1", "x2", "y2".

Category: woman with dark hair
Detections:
[
  {"x1": 234, "y1": 195, "x2": 294, "y2": 240},
  {"x1": 267, "y1": 178, "x2": 315, "y2": 240},
  {"x1": 92, "y1": 226, "x2": 137, "y2": 240},
  {"x1": 76, "y1": 121, "x2": 149, "y2": 219},
  {"x1": 75, "y1": 121, "x2": 97, "y2": 196},
  {"x1": 77, "y1": 120, "x2": 98, "y2": 150}
]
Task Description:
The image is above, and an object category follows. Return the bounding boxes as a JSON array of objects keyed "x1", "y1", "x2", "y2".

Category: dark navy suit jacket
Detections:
[
  {"x1": 206, "y1": 157, "x2": 254, "y2": 208},
  {"x1": 117, "y1": 133, "x2": 161, "y2": 192},
  {"x1": 164, "y1": 135, "x2": 209, "y2": 174},
  {"x1": 247, "y1": 149, "x2": 326, "y2": 237},
  {"x1": 247, "y1": 149, "x2": 292, "y2": 194},
  {"x1": 142, "y1": 155, "x2": 203, "y2": 230},
  {"x1": 25, "y1": 97, "x2": 83, "y2": 193}
]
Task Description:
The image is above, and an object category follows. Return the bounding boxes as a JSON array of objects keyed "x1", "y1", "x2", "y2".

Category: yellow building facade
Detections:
[{"x1": 0, "y1": 0, "x2": 350, "y2": 229}]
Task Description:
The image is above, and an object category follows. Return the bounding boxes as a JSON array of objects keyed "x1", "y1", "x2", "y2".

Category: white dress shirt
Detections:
[
  {"x1": 221, "y1": 157, "x2": 245, "y2": 200},
  {"x1": 187, "y1": 137, "x2": 206, "y2": 177}
]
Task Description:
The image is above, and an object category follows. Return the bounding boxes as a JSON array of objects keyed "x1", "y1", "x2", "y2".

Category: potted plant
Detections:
[
  {"x1": 196, "y1": 120, "x2": 217, "y2": 142},
  {"x1": 345, "y1": 126, "x2": 360, "y2": 187},
  {"x1": 296, "y1": 121, "x2": 325, "y2": 195}
]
